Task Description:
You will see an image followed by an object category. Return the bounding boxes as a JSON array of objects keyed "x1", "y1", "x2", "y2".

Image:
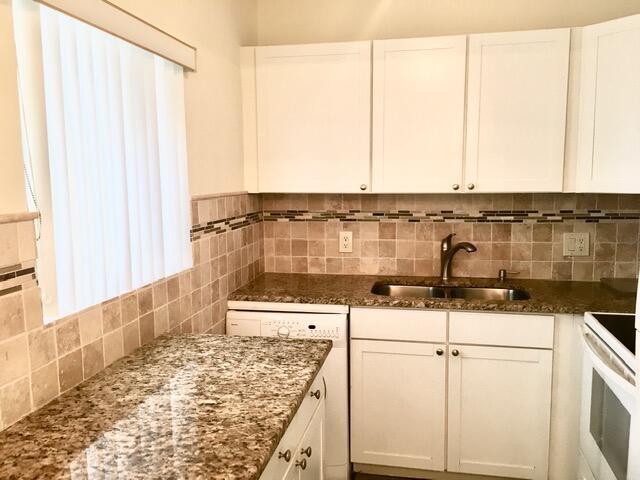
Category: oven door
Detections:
[{"x1": 580, "y1": 326, "x2": 636, "y2": 480}]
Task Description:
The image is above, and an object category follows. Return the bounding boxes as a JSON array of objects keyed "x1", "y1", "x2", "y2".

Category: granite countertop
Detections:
[
  {"x1": 229, "y1": 273, "x2": 637, "y2": 314},
  {"x1": 0, "y1": 335, "x2": 331, "y2": 480}
]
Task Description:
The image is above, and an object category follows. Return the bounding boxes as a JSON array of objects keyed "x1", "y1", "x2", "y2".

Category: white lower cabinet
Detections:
[
  {"x1": 297, "y1": 404, "x2": 325, "y2": 480},
  {"x1": 350, "y1": 308, "x2": 555, "y2": 480},
  {"x1": 350, "y1": 340, "x2": 446, "y2": 470},
  {"x1": 261, "y1": 371, "x2": 325, "y2": 480},
  {"x1": 447, "y1": 345, "x2": 553, "y2": 479}
]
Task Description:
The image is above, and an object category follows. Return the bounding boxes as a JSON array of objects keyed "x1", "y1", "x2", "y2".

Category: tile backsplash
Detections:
[
  {"x1": 0, "y1": 192, "x2": 263, "y2": 432},
  {"x1": 1, "y1": 191, "x2": 638, "y2": 432},
  {"x1": 262, "y1": 193, "x2": 640, "y2": 281}
]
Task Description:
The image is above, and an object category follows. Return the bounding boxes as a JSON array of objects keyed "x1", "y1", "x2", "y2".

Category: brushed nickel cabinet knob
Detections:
[
  {"x1": 436, "y1": 348, "x2": 444, "y2": 356},
  {"x1": 278, "y1": 450, "x2": 292, "y2": 462},
  {"x1": 301, "y1": 446, "x2": 312, "y2": 457},
  {"x1": 310, "y1": 389, "x2": 321, "y2": 399},
  {"x1": 452, "y1": 184, "x2": 460, "y2": 191},
  {"x1": 467, "y1": 183, "x2": 475, "y2": 190},
  {"x1": 296, "y1": 459, "x2": 307, "y2": 470},
  {"x1": 360, "y1": 184, "x2": 367, "y2": 191},
  {"x1": 452, "y1": 349, "x2": 460, "y2": 357}
]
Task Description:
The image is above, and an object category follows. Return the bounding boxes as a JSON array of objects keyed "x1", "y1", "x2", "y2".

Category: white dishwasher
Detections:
[{"x1": 227, "y1": 301, "x2": 349, "y2": 480}]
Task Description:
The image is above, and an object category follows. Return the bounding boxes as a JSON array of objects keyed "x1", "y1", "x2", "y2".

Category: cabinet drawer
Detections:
[
  {"x1": 449, "y1": 312, "x2": 554, "y2": 349},
  {"x1": 351, "y1": 308, "x2": 446, "y2": 342},
  {"x1": 260, "y1": 369, "x2": 325, "y2": 478}
]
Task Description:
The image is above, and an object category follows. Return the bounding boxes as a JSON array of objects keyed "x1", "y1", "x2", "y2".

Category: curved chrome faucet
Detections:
[{"x1": 440, "y1": 233, "x2": 477, "y2": 282}]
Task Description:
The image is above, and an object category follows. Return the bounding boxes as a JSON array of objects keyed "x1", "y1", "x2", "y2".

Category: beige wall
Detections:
[
  {"x1": 0, "y1": 0, "x2": 27, "y2": 215},
  {"x1": 256, "y1": 0, "x2": 640, "y2": 45},
  {"x1": 112, "y1": 0, "x2": 257, "y2": 196}
]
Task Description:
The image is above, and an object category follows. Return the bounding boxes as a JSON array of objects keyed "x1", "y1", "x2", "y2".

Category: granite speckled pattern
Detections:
[
  {"x1": 0, "y1": 335, "x2": 331, "y2": 480},
  {"x1": 229, "y1": 273, "x2": 637, "y2": 314}
]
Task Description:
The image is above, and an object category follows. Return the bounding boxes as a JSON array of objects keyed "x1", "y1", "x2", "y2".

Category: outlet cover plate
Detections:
[
  {"x1": 563, "y1": 232, "x2": 590, "y2": 256},
  {"x1": 339, "y1": 231, "x2": 353, "y2": 253}
]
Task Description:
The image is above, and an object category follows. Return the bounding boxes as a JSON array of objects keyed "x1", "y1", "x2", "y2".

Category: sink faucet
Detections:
[{"x1": 440, "y1": 233, "x2": 477, "y2": 282}]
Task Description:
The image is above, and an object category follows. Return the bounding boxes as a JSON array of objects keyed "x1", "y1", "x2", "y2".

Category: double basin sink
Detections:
[{"x1": 371, "y1": 282, "x2": 530, "y2": 301}]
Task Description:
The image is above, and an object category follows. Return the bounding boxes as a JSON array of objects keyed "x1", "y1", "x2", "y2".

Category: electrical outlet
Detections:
[
  {"x1": 339, "y1": 231, "x2": 353, "y2": 253},
  {"x1": 563, "y1": 232, "x2": 590, "y2": 256}
]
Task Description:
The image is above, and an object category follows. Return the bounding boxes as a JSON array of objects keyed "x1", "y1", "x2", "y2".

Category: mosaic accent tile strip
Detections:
[
  {"x1": 190, "y1": 211, "x2": 262, "y2": 241},
  {"x1": 0, "y1": 263, "x2": 37, "y2": 297},
  {"x1": 262, "y1": 208, "x2": 640, "y2": 224}
]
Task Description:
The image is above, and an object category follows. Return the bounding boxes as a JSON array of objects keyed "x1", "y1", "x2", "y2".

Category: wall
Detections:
[
  {"x1": 256, "y1": 0, "x2": 640, "y2": 45},
  {"x1": 0, "y1": 0, "x2": 27, "y2": 215},
  {"x1": 0, "y1": 193, "x2": 263, "y2": 431},
  {"x1": 262, "y1": 193, "x2": 640, "y2": 281}
]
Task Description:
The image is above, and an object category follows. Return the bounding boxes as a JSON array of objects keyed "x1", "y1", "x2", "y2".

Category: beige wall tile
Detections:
[
  {"x1": 123, "y1": 320, "x2": 140, "y2": 355},
  {"x1": 58, "y1": 349, "x2": 83, "y2": 392},
  {"x1": 16, "y1": 222, "x2": 36, "y2": 262},
  {"x1": 573, "y1": 263, "x2": 594, "y2": 281},
  {"x1": 308, "y1": 257, "x2": 326, "y2": 274},
  {"x1": 167, "y1": 277, "x2": 180, "y2": 302},
  {"x1": 552, "y1": 262, "x2": 572, "y2": 280},
  {"x1": 82, "y1": 339, "x2": 104, "y2": 380},
  {"x1": 616, "y1": 244, "x2": 637, "y2": 263},
  {"x1": 55, "y1": 317, "x2": 80, "y2": 357},
  {"x1": 0, "y1": 334, "x2": 29, "y2": 386},
  {"x1": 103, "y1": 329, "x2": 124, "y2": 366},
  {"x1": 379, "y1": 241, "x2": 396, "y2": 258},
  {"x1": 121, "y1": 293, "x2": 138, "y2": 324},
  {"x1": 78, "y1": 306, "x2": 102, "y2": 346},
  {"x1": 0, "y1": 377, "x2": 31, "y2": 427},
  {"x1": 22, "y1": 287, "x2": 43, "y2": 331},
  {"x1": 31, "y1": 361, "x2": 59, "y2": 408},
  {"x1": 0, "y1": 223, "x2": 19, "y2": 268},
  {"x1": 101, "y1": 300, "x2": 122, "y2": 334},
  {"x1": 138, "y1": 287, "x2": 153, "y2": 316},
  {"x1": 154, "y1": 306, "x2": 169, "y2": 337},
  {"x1": 153, "y1": 281, "x2": 168, "y2": 309},
  {"x1": 0, "y1": 292, "x2": 25, "y2": 342},
  {"x1": 139, "y1": 312, "x2": 155, "y2": 346},
  {"x1": 28, "y1": 327, "x2": 56, "y2": 371}
]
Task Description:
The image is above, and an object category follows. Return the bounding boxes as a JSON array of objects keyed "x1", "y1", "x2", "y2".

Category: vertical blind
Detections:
[{"x1": 27, "y1": 5, "x2": 191, "y2": 319}]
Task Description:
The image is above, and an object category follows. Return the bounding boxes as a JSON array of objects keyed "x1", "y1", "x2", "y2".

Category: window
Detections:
[{"x1": 14, "y1": 1, "x2": 192, "y2": 321}]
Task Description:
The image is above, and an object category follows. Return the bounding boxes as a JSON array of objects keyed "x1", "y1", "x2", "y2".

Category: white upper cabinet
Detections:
[
  {"x1": 253, "y1": 42, "x2": 371, "y2": 193},
  {"x1": 464, "y1": 29, "x2": 570, "y2": 192},
  {"x1": 575, "y1": 15, "x2": 640, "y2": 193},
  {"x1": 372, "y1": 36, "x2": 467, "y2": 193}
]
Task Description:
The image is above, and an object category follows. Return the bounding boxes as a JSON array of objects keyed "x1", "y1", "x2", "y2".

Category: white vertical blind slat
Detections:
[{"x1": 35, "y1": 5, "x2": 191, "y2": 319}]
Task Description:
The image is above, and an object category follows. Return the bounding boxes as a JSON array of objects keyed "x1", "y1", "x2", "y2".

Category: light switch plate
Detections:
[
  {"x1": 563, "y1": 232, "x2": 590, "y2": 256},
  {"x1": 339, "y1": 231, "x2": 353, "y2": 253}
]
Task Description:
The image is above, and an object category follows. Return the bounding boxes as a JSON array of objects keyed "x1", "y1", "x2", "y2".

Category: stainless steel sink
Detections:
[{"x1": 371, "y1": 282, "x2": 530, "y2": 301}]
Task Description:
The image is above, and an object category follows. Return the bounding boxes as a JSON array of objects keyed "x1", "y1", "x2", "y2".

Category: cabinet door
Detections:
[
  {"x1": 372, "y1": 36, "x2": 466, "y2": 193},
  {"x1": 576, "y1": 15, "x2": 640, "y2": 193},
  {"x1": 255, "y1": 42, "x2": 371, "y2": 193},
  {"x1": 447, "y1": 345, "x2": 553, "y2": 480},
  {"x1": 298, "y1": 401, "x2": 325, "y2": 480},
  {"x1": 465, "y1": 29, "x2": 569, "y2": 192},
  {"x1": 350, "y1": 340, "x2": 446, "y2": 470}
]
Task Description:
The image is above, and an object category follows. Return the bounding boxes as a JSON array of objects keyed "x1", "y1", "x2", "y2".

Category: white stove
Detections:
[{"x1": 579, "y1": 311, "x2": 638, "y2": 480}]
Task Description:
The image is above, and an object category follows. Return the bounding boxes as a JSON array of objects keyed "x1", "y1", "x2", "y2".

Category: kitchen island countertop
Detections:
[{"x1": 0, "y1": 334, "x2": 331, "y2": 479}]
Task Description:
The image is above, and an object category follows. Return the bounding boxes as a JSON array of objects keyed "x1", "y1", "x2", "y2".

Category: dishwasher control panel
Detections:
[{"x1": 261, "y1": 319, "x2": 342, "y2": 340}]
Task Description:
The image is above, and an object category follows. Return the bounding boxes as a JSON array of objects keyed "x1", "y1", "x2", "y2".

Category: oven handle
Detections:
[{"x1": 582, "y1": 327, "x2": 636, "y2": 396}]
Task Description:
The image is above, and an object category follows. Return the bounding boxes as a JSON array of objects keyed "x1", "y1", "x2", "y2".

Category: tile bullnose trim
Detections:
[
  {"x1": 0, "y1": 212, "x2": 39, "y2": 225},
  {"x1": 191, "y1": 191, "x2": 249, "y2": 201}
]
